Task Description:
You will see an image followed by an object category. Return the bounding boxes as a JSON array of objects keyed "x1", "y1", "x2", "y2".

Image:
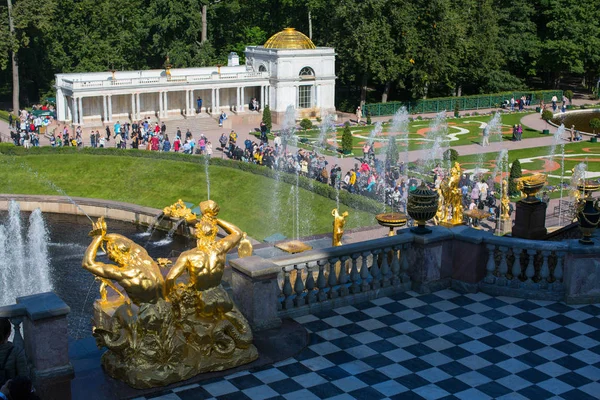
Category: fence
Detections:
[{"x1": 364, "y1": 90, "x2": 564, "y2": 117}]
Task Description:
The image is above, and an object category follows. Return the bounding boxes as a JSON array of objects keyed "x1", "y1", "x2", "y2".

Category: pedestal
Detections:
[
  {"x1": 495, "y1": 218, "x2": 512, "y2": 236},
  {"x1": 512, "y1": 200, "x2": 547, "y2": 239}
]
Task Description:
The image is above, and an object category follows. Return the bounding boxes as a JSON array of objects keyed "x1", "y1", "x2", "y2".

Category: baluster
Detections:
[
  {"x1": 328, "y1": 257, "x2": 339, "y2": 299},
  {"x1": 381, "y1": 248, "x2": 391, "y2": 287},
  {"x1": 553, "y1": 251, "x2": 565, "y2": 291},
  {"x1": 360, "y1": 252, "x2": 371, "y2": 292},
  {"x1": 294, "y1": 264, "x2": 306, "y2": 307},
  {"x1": 539, "y1": 250, "x2": 550, "y2": 289},
  {"x1": 497, "y1": 246, "x2": 509, "y2": 286},
  {"x1": 484, "y1": 244, "x2": 497, "y2": 284},
  {"x1": 350, "y1": 253, "x2": 361, "y2": 294},
  {"x1": 400, "y1": 244, "x2": 410, "y2": 284},
  {"x1": 305, "y1": 263, "x2": 317, "y2": 304},
  {"x1": 338, "y1": 256, "x2": 350, "y2": 297},
  {"x1": 511, "y1": 248, "x2": 522, "y2": 285},
  {"x1": 10, "y1": 317, "x2": 24, "y2": 350},
  {"x1": 371, "y1": 250, "x2": 382, "y2": 289},
  {"x1": 390, "y1": 246, "x2": 401, "y2": 286},
  {"x1": 316, "y1": 260, "x2": 328, "y2": 302},
  {"x1": 282, "y1": 266, "x2": 294, "y2": 309},
  {"x1": 524, "y1": 249, "x2": 536, "y2": 284}
]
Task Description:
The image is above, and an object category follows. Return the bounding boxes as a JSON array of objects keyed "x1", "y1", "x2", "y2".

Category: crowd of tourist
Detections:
[{"x1": 6, "y1": 109, "x2": 55, "y2": 148}]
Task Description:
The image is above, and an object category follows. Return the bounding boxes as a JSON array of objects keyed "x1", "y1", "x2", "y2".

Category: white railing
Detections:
[{"x1": 61, "y1": 71, "x2": 269, "y2": 90}]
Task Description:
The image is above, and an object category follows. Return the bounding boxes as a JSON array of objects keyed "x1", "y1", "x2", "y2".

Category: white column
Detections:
[
  {"x1": 265, "y1": 86, "x2": 270, "y2": 107},
  {"x1": 295, "y1": 85, "x2": 299, "y2": 108},
  {"x1": 78, "y1": 97, "x2": 84, "y2": 125},
  {"x1": 131, "y1": 93, "x2": 135, "y2": 120},
  {"x1": 311, "y1": 85, "x2": 316, "y2": 108},
  {"x1": 216, "y1": 88, "x2": 220, "y2": 113},
  {"x1": 211, "y1": 88, "x2": 215, "y2": 114},
  {"x1": 102, "y1": 95, "x2": 107, "y2": 122},
  {"x1": 163, "y1": 92, "x2": 168, "y2": 118},
  {"x1": 66, "y1": 97, "x2": 72, "y2": 121},
  {"x1": 72, "y1": 97, "x2": 78, "y2": 124},
  {"x1": 185, "y1": 90, "x2": 190, "y2": 116},
  {"x1": 108, "y1": 95, "x2": 113, "y2": 122},
  {"x1": 260, "y1": 85, "x2": 264, "y2": 111},
  {"x1": 159, "y1": 91, "x2": 163, "y2": 119},
  {"x1": 239, "y1": 87, "x2": 244, "y2": 112},
  {"x1": 57, "y1": 88, "x2": 65, "y2": 121},
  {"x1": 236, "y1": 87, "x2": 240, "y2": 112},
  {"x1": 136, "y1": 93, "x2": 141, "y2": 120},
  {"x1": 190, "y1": 90, "x2": 195, "y2": 115}
]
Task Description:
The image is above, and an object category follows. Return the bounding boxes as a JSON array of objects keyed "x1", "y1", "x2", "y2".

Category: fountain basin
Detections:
[
  {"x1": 376, "y1": 212, "x2": 407, "y2": 236},
  {"x1": 551, "y1": 109, "x2": 600, "y2": 135}
]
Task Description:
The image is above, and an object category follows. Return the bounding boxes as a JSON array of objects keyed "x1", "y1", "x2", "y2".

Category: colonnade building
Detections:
[{"x1": 54, "y1": 28, "x2": 336, "y2": 126}]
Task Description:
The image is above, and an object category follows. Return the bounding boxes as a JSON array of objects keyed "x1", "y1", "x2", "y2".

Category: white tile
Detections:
[
  {"x1": 458, "y1": 355, "x2": 492, "y2": 370},
  {"x1": 413, "y1": 383, "x2": 451, "y2": 400},
  {"x1": 416, "y1": 367, "x2": 452, "y2": 383},
  {"x1": 456, "y1": 371, "x2": 492, "y2": 387},
  {"x1": 463, "y1": 314, "x2": 492, "y2": 326},
  {"x1": 462, "y1": 326, "x2": 491, "y2": 339},
  {"x1": 430, "y1": 300, "x2": 459, "y2": 311},
  {"x1": 396, "y1": 309, "x2": 425, "y2": 321},
  {"x1": 400, "y1": 297, "x2": 427, "y2": 308},
  {"x1": 536, "y1": 361, "x2": 571, "y2": 377},
  {"x1": 537, "y1": 378, "x2": 573, "y2": 395},
  {"x1": 496, "y1": 296, "x2": 522, "y2": 304},
  {"x1": 332, "y1": 376, "x2": 368, "y2": 391},
  {"x1": 434, "y1": 289, "x2": 461, "y2": 299},
  {"x1": 420, "y1": 352, "x2": 453, "y2": 367},
  {"x1": 334, "y1": 305, "x2": 358, "y2": 315},
  {"x1": 497, "y1": 317, "x2": 526, "y2": 329},
  {"x1": 531, "y1": 319, "x2": 561, "y2": 332},
  {"x1": 496, "y1": 358, "x2": 530, "y2": 374},
  {"x1": 567, "y1": 322, "x2": 595, "y2": 335},
  {"x1": 497, "y1": 305, "x2": 526, "y2": 317},
  {"x1": 465, "y1": 292, "x2": 492, "y2": 302},
  {"x1": 274, "y1": 357, "x2": 297, "y2": 367},
  {"x1": 243, "y1": 385, "x2": 279, "y2": 400},
  {"x1": 300, "y1": 356, "x2": 335, "y2": 371},
  {"x1": 530, "y1": 307, "x2": 557, "y2": 319},
  {"x1": 533, "y1": 347, "x2": 566, "y2": 361},
  {"x1": 371, "y1": 297, "x2": 394, "y2": 305},
  {"x1": 424, "y1": 338, "x2": 455, "y2": 352},
  {"x1": 575, "y1": 365, "x2": 600, "y2": 381},
  {"x1": 382, "y1": 348, "x2": 415, "y2": 363},
  {"x1": 497, "y1": 343, "x2": 528, "y2": 357},
  {"x1": 339, "y1": 360, "x2": 372, "y2": 375},
  {"x1": 254, "y1": 368, "x2": 288, "y2": 384},
  {"x1": 391, "y1": 321, "x2": 421, "y2": 334},
  {"x1": 172, "y1": 384, "x2": 199, "y2": 393},
  {"x1": 283, "y1": 389, "x2": 321, "y2": 400},
  {"x1": 379, "y1": 363, "x2": 412, "y2": 378},
  {"x1": 309, "y1": 342, "x2": 341, "y2": 355},
  {"x1": 204, "y1": 381, "x2": 238, "y2": 397},
  {"x1": 292, "y1": 372, "x2": 327, "y2": 388},
  {"x1": 317, "y1": 328, "x2": 347, "y2": 340},
  {"x1": 357, "y1": 318, "x2": 387, "y2": 331},
  {"x1": 362, "y1": 306, "x2": 391, "y2": 318},
  {"x1": 351, "y1": 331, "x2": 383, "y2": 344},
  {"x1": 426, "y1": 323, "x2": 456, "y2": 337},
  {"x1": 463, "y1": 302, "x2": 492, "y2": 314},
  {"x1": 322, "y1": 315, "x2": 353, "y2": 327},
  {"x1": 387, "y1": 335, "x2": 418, "y2": 348},
  {"x1": 429, "y1": 311, "x2": 458, "y2": 323},
  {"x1": 497, "y1": 329, "x2": 527, "y2": 343},
  {"x1": 346, "y1": 344, "x2": 377, "y2": 359},
  {"x1": 496, "y1": 392, "x2": 529, "y2": 400},
  {"x1": 571, "y1": 334, "x2": 600, "y2": 349},
  {"x1": 531, "y1": 332, "x2": 563, "y2": 346},
  {"x1": 372, "y1": 380, "x2": 409, "y2": 396},
  {"x1": 580, "y1": 382, "x2": 600, "y2": 398},
  {"x1": 455, "y1": 388, "x2": 492, "y2": 400},
  {"x1": 496, "y1": 374, "x2": 533, "y2": 391},
  {"x1": 564, "y1": 309, "x2": 593, "y2": 321},
  {"x1": 572, "y1": 349, "x2": 600, "y2": 365},
  {"x1": 295, "y1": 314, "x2": 319, "y2": 324},
  {"x1": 460, "y1": 340, "x2": 492, "y2": 354}
]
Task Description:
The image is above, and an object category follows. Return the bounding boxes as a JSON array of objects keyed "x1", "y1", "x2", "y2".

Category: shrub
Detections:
[
  {"x1": 443, "y1": 148, "x2": 459, "y2": 163},
  {"x1": 541, "y1": 109, "x2": 554, "y2": 121},
  {"x1": 454, "y1": 101, "x2": 460, "y2": 117},
  {"x1": 564, "y1": 90, "x2": 573, "y2": 104},
  {"x1": 366, "y1": 113, "x2": 372, "y2": 125},
  {"x1": 535, "y1": 91, "x2": 544, "y2": 104},
  {"x1": 590, "y1": 118, "x2": 600, "y2": 135},
  {"x1": 299, "y1": 118, "x2": 313, "y2": 130},
  {"x1": 262, "y1": 105, "x2": 272, "y2": 130},
  {"x1": 508, "y1": 159, "x2": 522, "y2": 196},
  {"x1": 342, "y1": 122, "x2": 353, "y2": 154}
]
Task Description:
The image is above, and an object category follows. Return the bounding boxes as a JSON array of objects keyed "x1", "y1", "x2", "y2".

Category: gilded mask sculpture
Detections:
[
  {"x1": 331, "y1": 208, "x2": 349, "y2": 246},
  {"x1": 83, "y1": 201, "x2": 258, "y2": 389}
]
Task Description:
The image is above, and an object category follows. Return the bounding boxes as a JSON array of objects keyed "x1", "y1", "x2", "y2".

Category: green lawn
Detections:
[
  {"x1": 272, "y1": 112, "x2": 543, "y2": 156},
  {"x1": 0, "y1": 153, "x2": 378, "y2": 241},
  {"x1": 456, "y1": 141, "x2": 600, "y2": 198}
]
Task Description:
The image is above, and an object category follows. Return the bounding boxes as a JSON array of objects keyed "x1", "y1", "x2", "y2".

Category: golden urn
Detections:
[
  {"x1": 407, "y1": 182, "x2": 439, "y2": 234},
  {"x1": 516, "y1": 173, "x2": 547, "y2": 203}
]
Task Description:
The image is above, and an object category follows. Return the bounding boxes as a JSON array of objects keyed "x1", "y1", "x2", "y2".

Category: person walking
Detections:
[
  {"x1": 356, "y1": 106, "x2": 362, "y2": 125},
  {"x1": 482, "y1": 125, "x2": 490, "y2": 147},
  {"x1": 570, "y1": 125, "x2": 575, "y2": 142},
  {"x1": 517, "y1": 124, "x2": 523, "y2": 141}
]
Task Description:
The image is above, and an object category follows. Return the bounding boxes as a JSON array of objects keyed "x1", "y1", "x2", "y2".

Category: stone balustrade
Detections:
[{"x1": 0, "y1": 292, "x2": 73, "y2": 400}]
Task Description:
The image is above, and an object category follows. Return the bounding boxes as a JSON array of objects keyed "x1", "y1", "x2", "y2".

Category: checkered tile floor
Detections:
[{"x1": 137, "y1": 289, "x2": 600, "y2": 400}]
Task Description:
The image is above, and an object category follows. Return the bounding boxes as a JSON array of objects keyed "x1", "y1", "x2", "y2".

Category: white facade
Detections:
[{"x1": 54, "y1": 32, "x2": 335, "y2": 125}]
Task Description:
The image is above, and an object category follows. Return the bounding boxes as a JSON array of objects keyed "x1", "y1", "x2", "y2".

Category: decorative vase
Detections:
[
  {"x1": 576, "y1": 183, "x2": 600, "y2": 245},
  {"x1": 407, "y1": 182, "x2": 439, "y2": 234}
]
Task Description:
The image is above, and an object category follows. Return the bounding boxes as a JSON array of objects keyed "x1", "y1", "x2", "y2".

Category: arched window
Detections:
[
  {"x1": 258, "y1": 65, "x2": 267, "y2": 72},
  {"x1": 299, "y1": 67, "x2": 315, "y2": 80}
]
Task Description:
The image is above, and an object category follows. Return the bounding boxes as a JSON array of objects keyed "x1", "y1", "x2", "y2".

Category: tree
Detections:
[
  {"x1": 508, "y1": 159, "x2": 522, "y2": 196},
  {"x1": 590, "y1": 118, "x2": 600, "y2": 135},
  {"x1": 342, "y1": 122, "x2": 353, "y2": 154},
  {"x1": 300, "y1": 118, "x2": 313, "y2": 130},
  {"x1": 6, "y1": 0, "x2": 18, "y2": 113},
  {"x1": 542, "y1": 109, "x2": 554, "y2": 121},
  {"x1": 564, "y1": 90, "x2": 573, "y2": 104},
  {"x1": 262, "y1": 105, "x2": 272, "y2": 130}
]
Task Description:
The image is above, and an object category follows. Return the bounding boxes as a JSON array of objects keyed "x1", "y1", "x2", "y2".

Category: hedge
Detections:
[{"x1": 0, "y1": 144, "x2": 385, "y2": 214}]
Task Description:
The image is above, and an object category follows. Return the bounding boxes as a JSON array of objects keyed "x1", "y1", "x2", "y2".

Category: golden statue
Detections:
[
  {"x1": 83, "y1": 202, "x2": 257, "y2": 389},
  {"x1": 163, "y1": 199, "x2": 197, "y2": 223},
  {"x1": 331, "y1": 208, "x2": 349, "y2": 246},
  {"x1": 500, "y1": 179, "x2": 510, "y2": 221},
  {"x1": 237, "y1": 232, "x2": 253, "y2": 258},
  {"x1": 439, "y1": 162, "x2": 464, "y2": 226},
  {"x1": 433, "y1": 187, "x2": 445, "y2": 225}
]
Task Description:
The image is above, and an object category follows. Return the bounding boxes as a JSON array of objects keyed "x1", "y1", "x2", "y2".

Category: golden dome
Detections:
[{"x1": 264, "y1": 28, "x2": 316, "y2": 50}]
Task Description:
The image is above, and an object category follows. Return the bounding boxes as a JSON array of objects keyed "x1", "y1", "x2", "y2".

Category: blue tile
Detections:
[
  {"x1": 546, "y1": 303, "x2": 573, "y2": 314},
  {"x1": 389, "y1": 292, "x2": 412, "y2": 301},
  {"x1": 371, "y1": 327, "x2": 402, "y2": 339},
  {"x1": 441, "y1": 346, "x2": 472, "y2": 361},
  {"x1": 414, "y1": 305, "x2": 443, "y2": 316},
  {"x1": 361, "y1": 354, "x2": 394, "y2": 369},
  {"x1": 517, "y1": 368, "x2": 551, "y2": 384},
  {"x1": 476, "y1": 381, "x2": 512, "y2": 398},
  {"x1": 330, "y1": 336, "x2": 362, "y2": 350},
  {"x1": 146, "y1": 390, "x2": 172, "y2": 398},
  {"x1": 337, "y1": 324, "x2": 367, "y2": 335},
  {"x1": 294, "y1": 348, "x2": 320, "y2": 361},
  {"x1": 377, "y1": 314, "x2": 403, "y2": 326},
  {"x1": 438, "y1": 361, "x2": 472, "y2": 377},
  {"x1": 353, "y1": 301, "x2": 377, "y2": 310},
  {"x1": 394, "y1": 374, "x2": 430, "y2": 390},
  {"x1": 399, "y1": 358, "x2": 433, "y2": 373},
  {"x1": 554, "y1": 355, "x2": 588, "y2": 371},
  {"x1": 382, "y1": 302, "x2": 409, "y2": 313},
  {"x1": 479, "y1": 335, "x2": 509, "y2": 348},
  {"x1": 578, "y1": 305, "x2": 600, "y2": 316},
  {"x1": 355, "y1": 370, "x2": 391, "y2": 385},
  {"x1": 216, "y1": 391, "x2": 251, "y2": 400},
  {"x1": 277, "y1": 363, "x2": 312, "y2": 377},
  {"x1": 516, "y1": 352, "x2": 548, "y2": 367},
  {"x1": 408, "y1": 329, "x2": 438, "y2": 343},
  {"x1": 268, "y1": 378, "x2": 304, "y2": 395},
  {"x1": 317, "y1": 366, "x2": 351, "y2": 381},
  {"x1": 308, "y1": 334, "x2": 326, "y2": 345},
  {"x1": 548, "y1": 315, "x2": 577, "y2": 327},
  {"x1": 405, "y1": 344, "x2": 436, "y2": 357},
  {"x1": 313, "y1": 310, "x2": 339, "y2": 319},
  {"x1": 556, "y1": 371, "x2": 592, "y2": 387},
  {"x1": 582, "y1": 317, "x2": 600, "y2": 329},
  {"x1": 449, "y1": 296, "x2": 476, "y2": 307},
  {"x1": 560, "y1": 388, "x2": 600, "y2": 400},
  {"x1": 435, "y1": 377, "x2": 471, "y2": 394},
  {"x1": 514, "y1": 338, "x2": 545, "y2": 351},
  {"x1": 517, "y1": 385, "x2": 554, "y2": 400},
  {"x1": 305, "y1": 320, "x2": 332, "y2": 333},
  {"x1": 585, "y1": 329, "x2": 600, "y2": 342},
  {"x1": 445, "y1": 319, "x2": 474, "y2": 331},
  {"x1": 479, "y1": 321, "x2": 509, "y2": 334},
  {"x1": 308, "y1": 382, "x2": 345, "y2": 398},
  {"x1": 343, "y1": 311, "x2": 371, "y2": 322},
  {"x1": 478, "y1": 349, "x2": 510, "y2": 364},
  {"x1": 447, "y1": 308, "x2": 475, "y2": 318},
  {"x1": 481, "y1": 298, "x2": 509, "y2": 309},
  {"x1": 412, "y1": 317, "x2": 439, "y2": 328},
  {"x1": 348, "y1": 386, "x2": 386, "y2": 399},
  {"x1": 477, "y1": 365, "x2": 511, "y2": 380},
  {"x1": 512, "y1": 300, "x2": 541, "y2": 312},
  {"x1": 229, "y1": 374, "x2": 263, "y2": 390},
  {"x1": 324, "y1": 351, "x2": 357, "y2": 365},
  {"x1": 176, "y1": 387, "x2": 212, "y2": 400},
  {"x1": 442, "y1": 332, "x2": 472, "y2": 346},
  {"x1": 389, "y1": 390, "x2": 426, "y2": 399},
  {"x1": 514, "y1": 324, "x2": 544, "y2": 337},
  {"x1": 419, "y1": 294, "x2": 445, "y2": 304},
  {"x1": 367, "y1": 340, "x2": 399, "y2": 353},
  {"x1": 514, "y1": 312, "x2": 542, "y2": 324}
]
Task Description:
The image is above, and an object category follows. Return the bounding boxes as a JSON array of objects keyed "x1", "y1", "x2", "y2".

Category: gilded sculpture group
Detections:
[{"x1": 82, "y1": 200, "x2": 258, "y2": 388}]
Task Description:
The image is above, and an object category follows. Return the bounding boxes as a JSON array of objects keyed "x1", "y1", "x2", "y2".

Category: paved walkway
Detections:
[{"x1": 136, "y1": 289, "x2": 600, "y2": 400}]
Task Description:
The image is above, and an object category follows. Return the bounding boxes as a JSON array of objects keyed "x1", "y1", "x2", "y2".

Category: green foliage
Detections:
[
  {"x1": 541, "y1": 109, "x2": 554, "y2": 121},
  {"x1": 299, "y1": 118, "x2": 313, "y2": 130},
  {"x1": 590, "y1": 118, "x2": 600, "y2": 134},
  {"x1": 564, "y1": 90, "x2": 573, "y2": 101},
  {"x1": 443, "y1": 148, "x2": 459, "y2": 163},
  {"x1": 342, "y1": 123, "x2": 353, "y2": 154},
  {"x1": 366, "y1": 113, "x2": 372, "y2": 125},
  {"x1": 454, "y1": 101, "x2": 460, "y2": 117},
  {"x1": 262, "y1": 105, "x2": 272, "y2": 130},
  {"x1": 508, "y1": 159, "x2": 522, "y2": 196}
]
